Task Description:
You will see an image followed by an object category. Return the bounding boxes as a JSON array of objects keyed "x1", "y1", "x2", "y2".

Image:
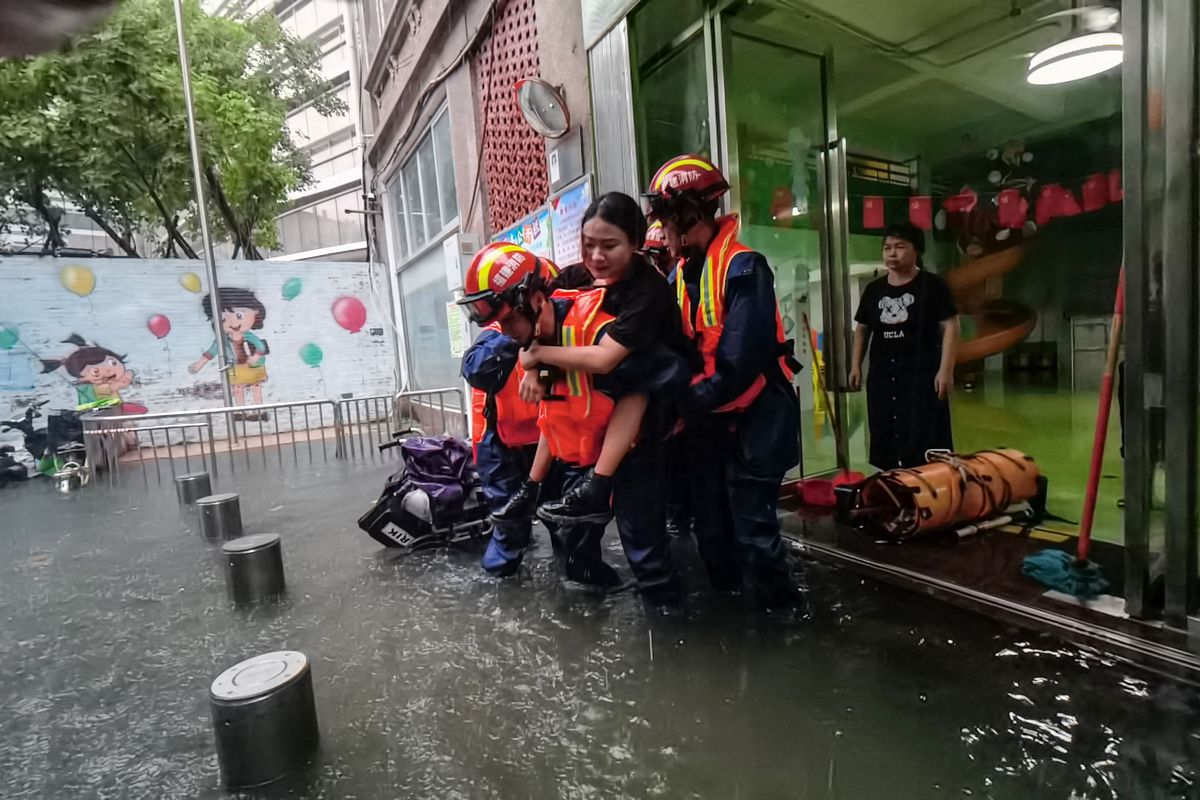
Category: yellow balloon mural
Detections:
[
  {"x1": 60, "y1": 265, "x2": 96, "y2": 297},
  {"x1": 180, "y1": 272, "x2": 202, "y2": 293}
]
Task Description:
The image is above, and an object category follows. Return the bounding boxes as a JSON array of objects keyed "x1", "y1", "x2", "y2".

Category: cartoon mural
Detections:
[
  {"x1": 0, "y1": 256, "x2": 396, "y2": 446},
  {"x1": 190, "y1": 287, "x2": 271, "y2": 418},
  {"x1": 39, "y1": 334, "x2": 148, "y2": 414}
]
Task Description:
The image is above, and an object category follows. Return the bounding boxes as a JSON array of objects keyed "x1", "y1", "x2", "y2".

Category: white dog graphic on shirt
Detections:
[{"x1": 878, "y1": 293, "x2": 915, "y2": 325}]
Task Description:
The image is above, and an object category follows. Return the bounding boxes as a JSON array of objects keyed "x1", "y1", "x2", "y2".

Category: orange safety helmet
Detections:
[
  {"x1": 457, "y1": 243, "x2": 558, "y2": 325},
  {"x1": 645, "y1": 154, "x2": 730, "y2": 226}
]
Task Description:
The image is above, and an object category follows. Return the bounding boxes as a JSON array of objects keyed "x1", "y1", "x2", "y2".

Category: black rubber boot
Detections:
[
  {"x1": 537, "y1": 470, "x2": 613, "y2": 524},
  {"x1": 492, "y1": 480, "x2": 539, "y2": 523}
]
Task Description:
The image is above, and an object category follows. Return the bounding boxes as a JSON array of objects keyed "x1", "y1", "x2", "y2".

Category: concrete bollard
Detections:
[
  {"x1": 174, "y1": 471, "x2": 212, "y2": 507},
  {"x1": 196, "y1": 493, "x2": 243, "y2": 541},
  {"x1": 222, "y1": 534, "x2": 286, "y2": 604},
  {"x1": 209, "y1": 650, "x2": 319, "y2": 789}
]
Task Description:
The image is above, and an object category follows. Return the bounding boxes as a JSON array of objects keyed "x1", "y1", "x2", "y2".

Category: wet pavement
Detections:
[{"x1": 1, "y1": 456, "x2": 1198, "y2": 799}]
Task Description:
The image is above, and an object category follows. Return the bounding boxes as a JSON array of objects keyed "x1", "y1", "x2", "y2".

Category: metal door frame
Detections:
[{"x1": 711, "y1": 11, "x2": 853, "y2": 472}]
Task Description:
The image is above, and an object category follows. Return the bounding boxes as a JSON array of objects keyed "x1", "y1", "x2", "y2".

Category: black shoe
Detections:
[
  {"x1": 493, "y1": 480, "x2": 539, "y2": 523},
  {"x1": 537, "y1": 470, "x2": 613, "y2": 524}
]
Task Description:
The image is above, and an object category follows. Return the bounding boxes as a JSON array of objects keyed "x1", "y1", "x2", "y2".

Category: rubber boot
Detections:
[
  {"x1": 537, "y1": 469, "x2": 613, "y2": 524},
  {"x1": 492, "y1": 479, "x2": 539, "y2": 523}
]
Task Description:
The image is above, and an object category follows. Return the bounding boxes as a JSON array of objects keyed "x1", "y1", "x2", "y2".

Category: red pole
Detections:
[{"x1": 1077, "y1": 267, "x2": 1125, "y2": 562}]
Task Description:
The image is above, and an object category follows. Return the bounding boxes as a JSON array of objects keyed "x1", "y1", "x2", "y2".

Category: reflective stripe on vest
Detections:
[
  {"x1": 675, "y1": 215, "x2": 794, "y2": 413},
  {"x1": 538, "y1": 288, "x2": 616, "y2": 466},
  {"x1": 470, "y1": 323, "x2": 540, "y2": 449}
]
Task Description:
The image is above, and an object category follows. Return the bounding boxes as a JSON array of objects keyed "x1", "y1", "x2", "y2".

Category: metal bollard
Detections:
[
  {"x1": 175, "y1": 471, "x2": 212, "y2": 507},
  {"x1": 209, "y1": 651, "x2": 320, "y2": 789},
  {"x1": 196, "y1": 493, "x2": 243, "y2": 541},
  {"x1": 222, "y1": 534, "x2": 286, "y2": 604}
]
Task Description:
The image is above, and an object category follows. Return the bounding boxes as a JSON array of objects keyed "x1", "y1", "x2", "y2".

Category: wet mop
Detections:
[{"x1": 1022, "y1": 268, "x2": 1124, "y2": 598}]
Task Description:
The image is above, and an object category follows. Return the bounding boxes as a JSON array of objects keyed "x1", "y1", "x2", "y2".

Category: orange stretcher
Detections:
[{"x1": 847, "y1": 449, "x2": 1041, "y2": 540}]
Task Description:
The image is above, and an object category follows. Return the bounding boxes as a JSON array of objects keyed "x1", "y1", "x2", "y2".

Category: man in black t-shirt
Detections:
[{"x1": 849, "y1": 223, "x2": 959, "y2": 470}]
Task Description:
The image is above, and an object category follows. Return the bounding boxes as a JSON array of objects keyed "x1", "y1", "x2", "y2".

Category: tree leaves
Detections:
[{"x1": 0, "y1": 0, "x2": 344, "y2": 257}]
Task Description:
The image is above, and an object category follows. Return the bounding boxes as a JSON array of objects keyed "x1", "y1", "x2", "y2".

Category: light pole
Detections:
[{"x1": 172, "y1": 0, "x2": 234, "y2": 412}]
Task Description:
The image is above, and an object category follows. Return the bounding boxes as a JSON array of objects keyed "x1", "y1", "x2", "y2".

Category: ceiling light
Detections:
[{"x1": 1027, "y1": 31, "x2": 1123, "y2": 85}]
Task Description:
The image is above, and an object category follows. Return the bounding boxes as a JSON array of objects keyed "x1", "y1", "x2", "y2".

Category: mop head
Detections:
[{"x1": 1022, "y1": 549, "x2": 1109, "y2": 598}]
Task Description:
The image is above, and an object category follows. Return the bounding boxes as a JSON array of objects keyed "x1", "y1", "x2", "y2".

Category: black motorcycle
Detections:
[{"x1": 0, "y1": 400, "x2": 88, "y2": 486}]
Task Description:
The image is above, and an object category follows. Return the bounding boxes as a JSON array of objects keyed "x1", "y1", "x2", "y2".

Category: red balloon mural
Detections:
[
  {"x1": 332, "y1": 296, "x2": 367, "y2": 333},
  {"x1": 147, "y1": 314, "x2": 171, "y2": 339}
]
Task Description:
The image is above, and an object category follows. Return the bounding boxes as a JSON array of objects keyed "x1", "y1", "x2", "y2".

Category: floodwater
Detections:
[{"x1": 1, "y1": 456, "x2": 1197, "y2": 799}]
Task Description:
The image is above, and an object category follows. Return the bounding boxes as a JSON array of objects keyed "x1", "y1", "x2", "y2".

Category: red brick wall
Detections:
[{"x1": 474, "y1": 0, "x2": 549, "y2": 233}]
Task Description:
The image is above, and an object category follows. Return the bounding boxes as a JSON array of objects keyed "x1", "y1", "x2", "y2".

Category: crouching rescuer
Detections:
[{"x1": 459, "y1": 244, "x2": 560, "y2": 577}]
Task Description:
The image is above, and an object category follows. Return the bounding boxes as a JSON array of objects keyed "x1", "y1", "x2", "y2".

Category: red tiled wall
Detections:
[{"x1": 474, "y1": 0, "x2": 548, "y2": 233}]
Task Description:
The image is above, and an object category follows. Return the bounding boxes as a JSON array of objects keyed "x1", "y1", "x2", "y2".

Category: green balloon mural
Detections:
[
  {"x1": 282, "y1": 277, "x2": 303, "y2": 302},
  {"x1": 0, "y1": 326, "x2": 17, "y2": 350},
  {"x1": 299, "y1": 342, "x2": 323, "y2": 368}
]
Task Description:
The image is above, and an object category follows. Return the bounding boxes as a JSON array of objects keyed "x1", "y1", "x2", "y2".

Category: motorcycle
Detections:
[{"x1": 0, "y1": 400, "x2": 89, "y2": 489}]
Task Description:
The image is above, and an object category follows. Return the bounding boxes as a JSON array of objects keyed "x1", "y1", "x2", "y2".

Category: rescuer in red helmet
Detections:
[
  {"x1": 646, "y1": 154, "x2": 805, "y2": 609},
  {"x1": 459, "y1": 243, "x2": 560, "y2": 576},
  {"x1": 643, "y1": 220, "x2": 674, "y2": 278}
]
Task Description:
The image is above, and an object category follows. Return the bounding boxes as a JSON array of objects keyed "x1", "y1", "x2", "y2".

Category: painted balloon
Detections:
[
  {"x1": 331, "y1": 296, "x2": 367, "y2": 333},
  {"x1": 180, "y1": 272, "x2": 202, "y2": 293},
  {"x1": 300, "y1": 342, "x2": 324, "y2": 368},
  {"x1": 147, "y1": 314, "x2": 171, "y2": 339},
  {"x1": 282, "y1": 277, "x2": 303, "y2": 301},
  {"x1": 0, "y1": 326, "x2": 18, "y2": 350},
  {"x1": 60, "y1": 265, "x2": 96, "y2": 297}
]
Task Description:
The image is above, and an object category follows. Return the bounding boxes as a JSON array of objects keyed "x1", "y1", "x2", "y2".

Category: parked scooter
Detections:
[{"x1": 0, "y1": 400, "x2": 89, "y2": 489}]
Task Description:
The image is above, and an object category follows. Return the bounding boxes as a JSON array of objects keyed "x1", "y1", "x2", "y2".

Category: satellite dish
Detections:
[{"x1": 515, "y1": 78, "x2": 570, "y2": 139}]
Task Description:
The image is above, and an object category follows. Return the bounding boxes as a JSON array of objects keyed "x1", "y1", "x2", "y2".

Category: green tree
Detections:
[{"x1": 0, "y1": 0, "x2": 345, "y2": 258}]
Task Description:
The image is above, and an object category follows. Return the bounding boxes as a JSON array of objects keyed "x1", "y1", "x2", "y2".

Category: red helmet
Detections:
[
  {"x1": 646, "y1": 154, "x2": 729, "y2": 224},
  {"x1": 457, "y1": 243, "x2": 555, "y2": 325},
  {"x1": 644, "y1": 220, "x2": 668, "y2": 254}
]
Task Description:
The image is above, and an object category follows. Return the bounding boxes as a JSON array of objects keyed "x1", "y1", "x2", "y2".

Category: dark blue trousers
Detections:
[
  {"x1": 476, "y1": 432, "x2": 536, "y2": 576},
  {"x1": 682, "y1": 381, "x2": 800, "y2": 600}
]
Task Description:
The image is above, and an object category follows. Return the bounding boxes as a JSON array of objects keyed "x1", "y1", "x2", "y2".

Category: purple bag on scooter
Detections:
[{"x1": 399, "y1": 435, "x2": 472, "y2": 508}]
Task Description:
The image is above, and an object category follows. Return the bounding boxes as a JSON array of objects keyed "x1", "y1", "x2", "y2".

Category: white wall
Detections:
[{"x1": 0, "y1": 257, "x2": 396, "y2": 441}]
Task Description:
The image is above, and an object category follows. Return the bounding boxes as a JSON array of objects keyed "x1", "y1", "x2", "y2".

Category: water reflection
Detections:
[{"x1": 0, "y1": 465, "x2": 1197, "y2": 799}]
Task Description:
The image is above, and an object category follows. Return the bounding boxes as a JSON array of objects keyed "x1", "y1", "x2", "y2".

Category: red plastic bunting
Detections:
[
  {"x1": 1108, "y1": 169, "x2": 1123, "y2": 202},
  {"x1": 909, "y1": 196, "x2": 932, "y2": 230},
  {"x1": 863, "y1": 196, "x2": 884, "y2": 229},
  {"x1": 997, "y1": 189, "x2": 1029, "y2": 229},
  {"x1": 1082, "y1": 173, "x2": 1109, "y2": 213},
  {"x1": 942, "y1": 187, "x2": 978, "y2": 214}
]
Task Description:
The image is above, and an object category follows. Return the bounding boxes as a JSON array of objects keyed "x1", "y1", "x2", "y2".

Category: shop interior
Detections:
[{"x1": 631, "y1": 0, "x2": 1131, "y2": 551}]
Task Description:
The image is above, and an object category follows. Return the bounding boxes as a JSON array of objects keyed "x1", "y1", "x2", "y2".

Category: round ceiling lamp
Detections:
[{"x1": 1027, "y1": 7, "x2": 1122, "y2": 86}]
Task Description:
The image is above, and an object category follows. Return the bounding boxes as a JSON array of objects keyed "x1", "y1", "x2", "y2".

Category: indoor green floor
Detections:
[{"x1": 799, "y1": 381, "x2": 1131, "y2": 545}]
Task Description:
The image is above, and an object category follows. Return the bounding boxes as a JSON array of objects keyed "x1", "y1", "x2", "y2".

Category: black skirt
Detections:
[{"x1": 866, "y1": 352, "x2": 953, "y2": 470}]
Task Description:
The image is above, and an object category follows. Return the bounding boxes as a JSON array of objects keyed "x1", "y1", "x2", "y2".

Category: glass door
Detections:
[{"x1": 716, "y1": 16, "x2": 851, "y2": 477}]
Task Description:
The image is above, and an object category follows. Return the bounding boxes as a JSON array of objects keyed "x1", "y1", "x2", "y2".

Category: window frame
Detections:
[{"x1": 386, "y1": 105, "x2": 459, "y2": 266}]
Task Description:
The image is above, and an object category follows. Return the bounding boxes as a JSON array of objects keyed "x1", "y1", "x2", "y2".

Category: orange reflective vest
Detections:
[
  {"x1": 538, "y1": 288, "x2": 617, "y2": 466},
  {"x1": 469, "y1": 323, "x2": 541, "y2": 449},
  {"x1": 675, "y1": 215, "x2": 794, "y2": 413}
]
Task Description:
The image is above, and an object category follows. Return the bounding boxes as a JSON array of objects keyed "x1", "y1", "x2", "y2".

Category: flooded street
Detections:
[{"x1": 1, "y1": 460, "x2": 1197, "y2": 799}]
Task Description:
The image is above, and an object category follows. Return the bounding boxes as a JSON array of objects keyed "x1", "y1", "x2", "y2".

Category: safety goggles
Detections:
[{"x1": 456, "y1": 292, "x2": 507, "y2": 326}]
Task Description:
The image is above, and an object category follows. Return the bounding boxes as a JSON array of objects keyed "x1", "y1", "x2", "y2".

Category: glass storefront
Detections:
[{"x1": 617, "y1": 0, "x2": 1198, "y2": 629}]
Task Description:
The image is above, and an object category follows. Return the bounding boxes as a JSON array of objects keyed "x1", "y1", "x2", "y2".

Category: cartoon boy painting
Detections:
[
  {"x1": 40, "y1": 334, "x2": 148, "y2": 413},
  {"x1": 190, "y1": 287, "x2": 270, "y2": 419}
]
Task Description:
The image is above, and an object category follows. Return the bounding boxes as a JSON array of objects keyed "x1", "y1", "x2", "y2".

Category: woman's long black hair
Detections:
[
  {"x1": 202, "y1": 287, "x2": 267, "y2": 329},
  {"x1": 582, "y1": 192, "x2": 648, "y2": 249}
]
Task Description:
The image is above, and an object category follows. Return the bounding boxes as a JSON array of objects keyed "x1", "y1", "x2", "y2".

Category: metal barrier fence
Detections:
[{"x1": 82, "y1": 387, "x2": 467, "y2": 488}]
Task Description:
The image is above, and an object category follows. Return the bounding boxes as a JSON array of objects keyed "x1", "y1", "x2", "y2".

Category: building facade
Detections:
[
  {"x1": 359, "y1": 0, "x2": 591, "y2": 390},
  {"x1": 207, "y1": 0, "x2": 368, "y2": 263}
]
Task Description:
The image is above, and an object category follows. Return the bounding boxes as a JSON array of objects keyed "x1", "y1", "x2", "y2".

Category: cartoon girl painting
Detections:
[
  {"x1": 40, "y1": 334, "x2": 148, "y2": 413},
  {"x1": 190, "y1": 287, "x2": 270, "y2": 419}
]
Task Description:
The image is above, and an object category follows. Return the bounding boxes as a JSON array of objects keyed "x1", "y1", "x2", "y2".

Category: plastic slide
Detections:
[{"x1": 943, "y1": 247, "x2": 1037, "y2": 364}]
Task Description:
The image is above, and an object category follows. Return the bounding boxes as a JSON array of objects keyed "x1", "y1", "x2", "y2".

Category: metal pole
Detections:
[{"x1": 173, "y1": 0, "x2": 234, "y2": 412}]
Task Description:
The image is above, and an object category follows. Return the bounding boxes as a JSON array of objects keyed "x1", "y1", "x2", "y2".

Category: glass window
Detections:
[
  {"x1": 403, "y1": 161, "x2": 426, "y2": 250},
  {"x1": 432, "y1": 112, "x2": 458, "y2": 226},
  {"x1": 387, "y1": 107, "x2": 457, "y2": 264},
  {"x1": 634, "y1": 35, "x2": 711, "y2": 185},
  {"x1": 336, "y1": 192, "x2": 363, "y2": 242},
  {"x1": 418, "y1": 134, "x2": 443, "y2": 235},
  {"x1": 397, "y1": 247, "x2": 462, "y2": 389},
  {"x1": 315, "y1": 197, "x2": 339, "y2": 247}
]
